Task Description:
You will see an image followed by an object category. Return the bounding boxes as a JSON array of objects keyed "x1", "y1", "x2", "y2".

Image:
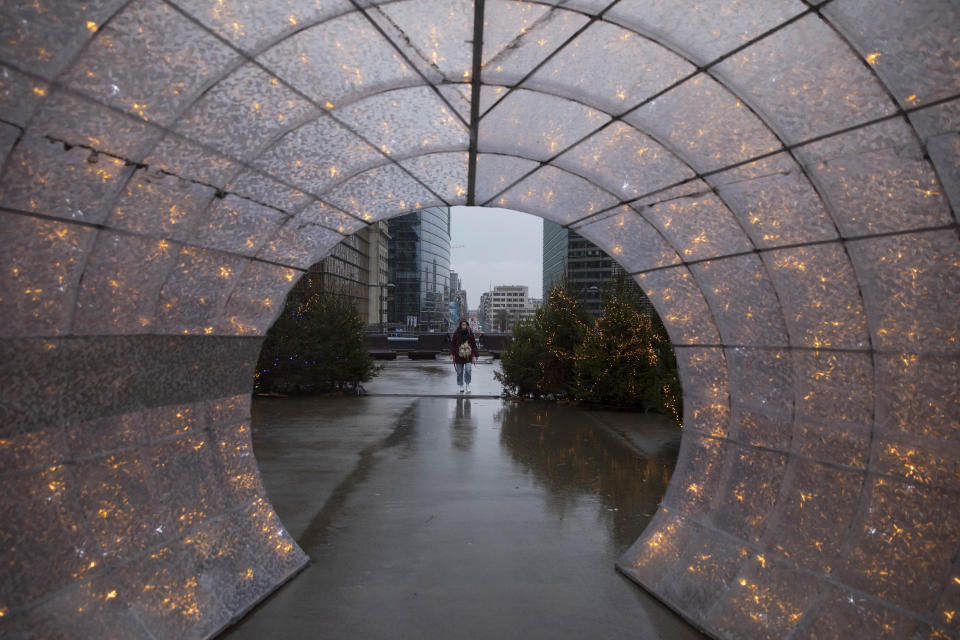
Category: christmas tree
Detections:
[
  {"x1": 535, "y1": 283, "x2": 590, "y2": 397},
  {"x1": 574, "y1": 274, "x2": 682, "y2": 420},
  {"x1": 255, "y1": 291, "x2": 380, "y2": 394}
]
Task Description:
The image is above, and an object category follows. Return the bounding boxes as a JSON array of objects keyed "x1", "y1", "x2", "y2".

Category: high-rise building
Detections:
[
  {"x1": 542, "y1": 221, "x2": 568, "y2": 298},
  {"x1": 288, "y1": 221, "x2": 390, "y2": 325},
  {"x1": 448, "y1": 271, "x2": 468, "y2": 322},
  {"x1": 366, "y1": 220, "x2": 391, "y2": 328},
  {"x1": 543, "y1": 220, "x2": 652, "y2": 316},
  {"x1": 387, "y1": 207, "x2": 452, "y2": 332},
  {"x1": 484, "y1": 285, "x2": 536, "y2": 331},
  {"x1": 477, "y1": 292, "x2": 491, "y2": 331}
]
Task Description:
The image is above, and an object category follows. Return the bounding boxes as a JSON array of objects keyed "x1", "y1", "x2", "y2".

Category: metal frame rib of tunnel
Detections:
[{"x1": 1, "y1": 1, "x2": 958, "y2": 638}]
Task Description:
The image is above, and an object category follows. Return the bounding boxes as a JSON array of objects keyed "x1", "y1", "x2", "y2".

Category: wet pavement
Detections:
[
  {"x1": 222, "y1": 361, "x2": 703, "y2": 639},
  {"x1": 362, "y1": 355, "x2": 504, "y2": 397}
]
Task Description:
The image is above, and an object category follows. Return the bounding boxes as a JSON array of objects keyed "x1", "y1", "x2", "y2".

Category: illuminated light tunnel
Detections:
[{"x1": 1, "y1": 1, "x2": 958, "y2": 638}]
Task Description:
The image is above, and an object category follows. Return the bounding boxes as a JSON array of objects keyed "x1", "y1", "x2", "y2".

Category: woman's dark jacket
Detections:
[{"x1": 450, "y1": 329, "x2": 479, "y2": 364}]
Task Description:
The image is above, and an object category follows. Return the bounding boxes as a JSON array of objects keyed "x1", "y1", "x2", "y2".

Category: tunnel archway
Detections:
[{"x1": 1, "y1": 1, "x2": 958, "y2": 638}]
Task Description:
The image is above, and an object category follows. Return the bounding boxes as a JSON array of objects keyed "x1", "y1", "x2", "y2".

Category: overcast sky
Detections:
[{"x1": 450, "y1": 206, "x2": 543, "y2": 311}]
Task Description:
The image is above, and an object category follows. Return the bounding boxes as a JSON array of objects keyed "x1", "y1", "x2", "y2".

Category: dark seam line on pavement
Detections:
[
  {"x1": 581, "y1": 410, "x2": 679, "y2": 460},
  {"x1": 296, "y1": 402, "x2": 419, "y2": 550}
]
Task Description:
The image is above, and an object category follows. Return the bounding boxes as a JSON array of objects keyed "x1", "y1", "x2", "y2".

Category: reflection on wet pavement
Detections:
[
  {"x1": 362, "y1": 357, "x2": 503, "y2": 397},
  {"x1": 223, "y1": 394, "x2": 701, "y2": 639},
  {"x1": 498, "y1": 402, "x2": 676, "y2": 551}
]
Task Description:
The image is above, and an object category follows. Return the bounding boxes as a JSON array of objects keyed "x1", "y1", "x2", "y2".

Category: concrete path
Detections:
[
  {"x1": 362, "y1": 355, "x2": 504, "y2": 398},
  {"x1": 222, "y1": 362, "x2": 703, "y2": 639}
]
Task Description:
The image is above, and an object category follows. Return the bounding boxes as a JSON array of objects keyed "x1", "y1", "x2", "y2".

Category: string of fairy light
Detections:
[{"x1": 525, "y1": 285, "x2": 682, "y2": 423}]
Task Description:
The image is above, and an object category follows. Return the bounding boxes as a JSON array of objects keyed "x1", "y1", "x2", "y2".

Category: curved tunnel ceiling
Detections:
[{"x1": 1, "y1": 1, "x2": 959, "y2": 638}]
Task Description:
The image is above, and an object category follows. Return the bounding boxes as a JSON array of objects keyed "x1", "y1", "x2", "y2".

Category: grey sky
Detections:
[{"x1": 450, "y1": 206, "x2": 543, "y2": 311}]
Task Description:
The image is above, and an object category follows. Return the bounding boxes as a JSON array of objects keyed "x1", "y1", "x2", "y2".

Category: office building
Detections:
[
  {"x1": 543, "y1": 220, "x2": 653, "y2": 316},
  {"x1": 288, "y1": 221, "x2": 390, "y2": 325},
  {"x1": 387, "y1": 207, "x2": 452, "y2": 332},
  {"x1": 449, "y1": 270, "x2": 468, "y2": 322},
  {"x1": 484, "y1": 284, "x2": 537, "y2": 331}
]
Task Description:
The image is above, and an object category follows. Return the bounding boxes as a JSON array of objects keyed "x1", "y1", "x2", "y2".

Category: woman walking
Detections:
[{"x1": 450, "y1": 319, "x2": 479, "y2": 393}]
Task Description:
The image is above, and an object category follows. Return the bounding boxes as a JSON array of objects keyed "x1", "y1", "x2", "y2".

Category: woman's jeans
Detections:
[{"x1": 455, "y1": 362, "x2": 472, "y2": 386}]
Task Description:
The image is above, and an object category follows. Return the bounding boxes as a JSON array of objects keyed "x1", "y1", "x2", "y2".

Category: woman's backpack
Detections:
[{"x1": 457, "y1": 339, "x2": 473, "y2": 360}]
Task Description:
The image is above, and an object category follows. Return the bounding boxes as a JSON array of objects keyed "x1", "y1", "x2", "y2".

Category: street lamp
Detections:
[{"x1": 368, "y1": 282, "x2": 395, "y2": 334}]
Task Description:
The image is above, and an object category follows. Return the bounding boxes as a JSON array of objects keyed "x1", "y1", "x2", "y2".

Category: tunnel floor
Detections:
[{"x1": 220, "y1": 360, "x2": 703, "y2": 639}]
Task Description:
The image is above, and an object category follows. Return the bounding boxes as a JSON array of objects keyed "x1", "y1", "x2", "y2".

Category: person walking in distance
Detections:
[{"x1": 450, "y1": 319, "x2": 479, "y2": 393}]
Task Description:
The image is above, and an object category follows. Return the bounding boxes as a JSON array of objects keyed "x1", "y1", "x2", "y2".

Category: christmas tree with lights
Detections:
[{"x1": 534, "y1": 282, "x2": 590, "y2": 398}]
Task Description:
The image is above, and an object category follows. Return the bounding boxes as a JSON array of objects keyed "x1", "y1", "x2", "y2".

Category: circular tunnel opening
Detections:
[{"x1": 226, "y1": 205, "x2": 694, "y2": 637}]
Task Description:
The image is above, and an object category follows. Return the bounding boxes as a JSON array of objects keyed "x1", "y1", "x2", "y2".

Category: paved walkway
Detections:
[
  {"x1": 222, "y1": 361, "x2": 702, "y2": 639},
  {"x1": 362, "y1": 355, "x2": 504, "y2": 397}
]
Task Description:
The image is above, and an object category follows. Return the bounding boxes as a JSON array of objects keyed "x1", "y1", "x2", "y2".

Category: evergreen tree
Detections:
[
  {"x1": 255, "y1": 291, "x2": 380, "y2": 394},
  {"x1": 494, "y1": 319, "x2": 543, "y2": 396},
  {"x1": 495, "y1": 280, "x2": 589, "y2": 398},
  {"x1": 574, "y1": 295, "x2": 654, "y2": 408},
  {"x1": 535, "y1": 283, "x2": 590, "y2": 397},
  {"x1": 646, "y1": 310, "x2": 683, "y2": 424},
  {"x1": 574, "y1": 275, "x2": 682, "y2": 421}
]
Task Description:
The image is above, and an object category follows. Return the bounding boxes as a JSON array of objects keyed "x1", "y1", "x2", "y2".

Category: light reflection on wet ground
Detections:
[{"x1": 223, "y1": 363, "x2": 701, "y2": 639}]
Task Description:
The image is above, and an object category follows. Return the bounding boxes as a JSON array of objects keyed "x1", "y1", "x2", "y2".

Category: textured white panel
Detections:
[
  {"x1": 641, "y1": 192, "x2": 753, "y2": 262},
  {"x1": 175, "y1": 63, "x2": 320, "y2": 161},
  {"x1": 708, "y1": 153, "x2": 838, "y2": 249},
  {"x1": 482, "y1": 2, "x2": 589, "y2": 85},
  {"x1": 398, "y1": 152, "x2": 469, "y2": 204},
  {"x1": 474, "y1": 153, "x2": 540, "y2": 204},
  {"x1": 634, "y1": 267, "x2": 721, "y2": 345},
  {"x1": 526, "y1": 20, "x2": 695, "y2": 115},
  {"x1": 824, "y1": 0, "x2": 960, "y2": 107},
  {"x1": 366, "y1": 0, "x2": 474, "y2": 83},
  {"x1": 0, "y1": 0, "x2": 128, "y2": 78},
  {"x1": 252, "y1": 114, "x2": 384, "y2": 194},
  {"x1": 0, "y1": 216, "x2": 97, "y2": 337},
  {"x1": 797, "y1": 118, "x2": 953, "y2": 237},
  {"x1": 572, "y1": 206, "x2": 682, "y2": 273},
  {"x1": 552, "y1": 122, "x2": 695, "y2": 201},
  {"x1": 173, "y1": 0, "x2": 353, "y2": 54},
  {"x1": 321, "y1": 164, "x2": 443, "y2": 221},
  {"x1": 763, "y1": 243, "x2": 870, "y2": 350},
  {"x1": 625, "y1": 74, "x2": 782, "y2": 172},
  {"x1": 714, "y1": 14, "x2": 897, "y2": 143},
  {"x1": 480, "y1": 89, "x2": 610, "y2": 161},
  {"x1": 258, "y1": 11, "x2": 420, "y2": 109},
  {"x1": 848, "y1": 231, "x2": 960, "y2": 353},
  {"x1": 606, "y1": 0, "x2": 807, "y2": 65},
  {"x1": 333, "y1": 86, "x2": 469, "y2": 159},
  {"x1": 62, "y1": 0, "x2": 242, "y2": 126},
  {"x1": 492, "y1": 165, "x2": 619, "y2": 224}
]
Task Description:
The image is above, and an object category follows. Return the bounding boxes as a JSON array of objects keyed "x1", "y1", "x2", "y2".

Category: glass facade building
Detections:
[
  {"x1": 388, "y1": 207, "x2": 452, "y2": 332},
  {"x1": 287, "y1": 221, "x2": 390, "y2": 326},
  {"x1": 542, "y1": 220, "x2": 568, "y2": 298},
  {"x1": 543, "y1": 220, "x2": 652, "y2": 316}
]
